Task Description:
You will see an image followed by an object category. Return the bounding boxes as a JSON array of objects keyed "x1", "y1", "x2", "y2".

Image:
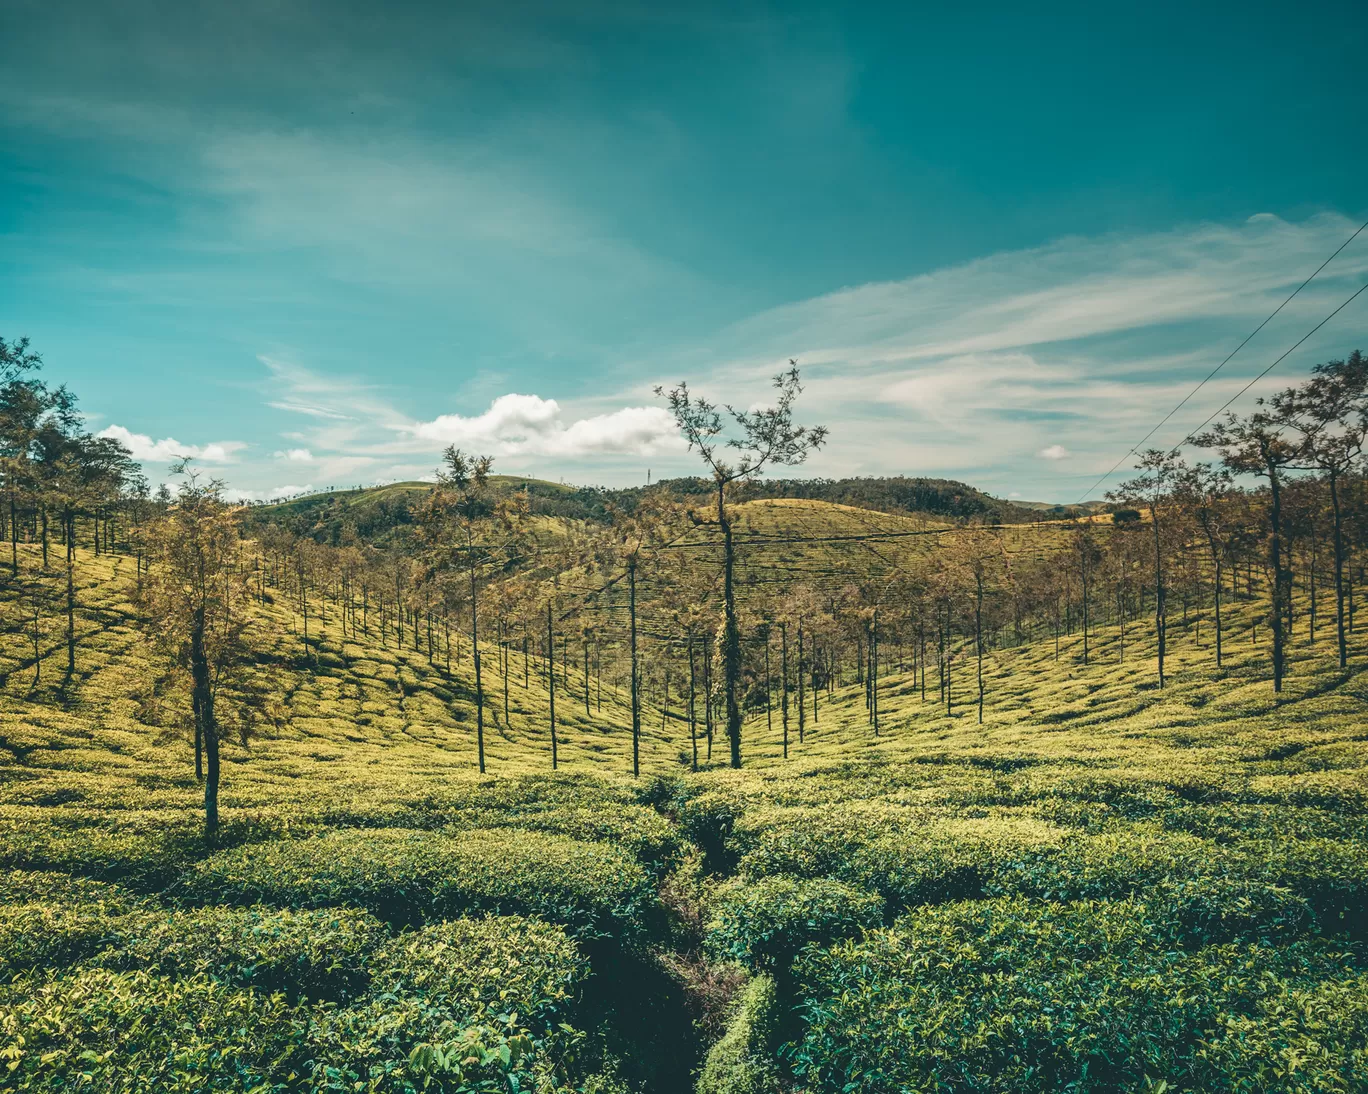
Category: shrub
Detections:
[
  {"x1": 191, "y1": 827, "x2": 658, "y2": 939},
  {"x1": 0, "y1": 968, "x2": 309, "y2": 1092},
  {"x1": 445, "y1": 803, "x2": 682, "y2": 876},
  {"x1": 0, "y1": 903, "x2": 122, "y2": 979},
  {"x1": 705, "y1": 877, "x2": 883, "y2": 972},
  {"x1": 0, "y1": 869, "x2": 145, "y2": 915},
  {"x1": 310, "y1": 915, "x2": 590, "y2": 1093},
  {"x1": 696, "y1": 974, "x2": 784, "y2": 1094},
  {"x1": 0, "y1": 816, "x2": 194, "y2": 891},
  {"x1": 1149, "y1": 877, "x2": 1317, "y2": 948},
  {"x1": 368, "y1": 915, "x2": 585, "y2": 1025},
  {"x1": 677, "y1": 789, "x2": 748, "y2": 874},
  {"x1": 94, "y1": 904, "x2": 388, "y2": 1001},
  {"x1": 790, "y1": 897, "x2": 1368, "y2": 1093}
]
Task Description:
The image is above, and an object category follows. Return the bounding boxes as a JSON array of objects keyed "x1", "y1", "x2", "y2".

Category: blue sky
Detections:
[{"x1": 2, "y1": 0, "x2": 1366, "y2": 501}]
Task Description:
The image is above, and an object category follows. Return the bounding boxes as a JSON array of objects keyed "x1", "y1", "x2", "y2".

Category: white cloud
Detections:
[
  {"x1": 222, "y1": 483, "x2": 315, "y2": 503},
  {"x1": 1039, "y1": 444, "x2": 1070, "y2": 460},
  {"x1": 268, "y1": 402, "x2": 353, "y2": 420},
  {"x1": 410, "y1": 394, "x2": 680, "y2": 458},
  {"x1": 273, "y1": 448, "x2": 314, "y2": 462},
  {"x1": 675, "y1": 211, "x2": 1368, "y2": 495},
  {"x1": 98, "y1": 424, "x2": 244, "y2": 464}
]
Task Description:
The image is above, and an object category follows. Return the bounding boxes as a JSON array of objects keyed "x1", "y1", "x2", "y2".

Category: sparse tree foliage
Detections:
[
  {"x1": 140, "y1": 466, "x2": 252, "y2": 842},
  {"x1": 657, "y1": 363, "x2": 827, "y2": 767}
]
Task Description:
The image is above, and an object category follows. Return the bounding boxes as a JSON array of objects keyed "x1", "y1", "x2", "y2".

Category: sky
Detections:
[{"x1": 2, "y1": 0, "x2": 1367, "y2": 503}]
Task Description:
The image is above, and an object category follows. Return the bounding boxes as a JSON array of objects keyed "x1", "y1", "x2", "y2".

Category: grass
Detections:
[{"x1": 1, "y1": 532, "x2": 1366, "y2": 1092}]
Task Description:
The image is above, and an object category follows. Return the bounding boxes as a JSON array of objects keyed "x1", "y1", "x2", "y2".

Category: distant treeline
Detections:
[{"x1": 250, "y1": 474, "x2": 1076, "y2": 547}]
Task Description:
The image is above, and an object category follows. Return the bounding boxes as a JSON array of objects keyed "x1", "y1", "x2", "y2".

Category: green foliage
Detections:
[
  {"x1": 696, "y1": 974, "x2": 784, "y2": 1094},
  {"x1": 0, "y1": 813, "x2": 197, "y2": 891},
  {"x1": 191, "y1": 827, "x2": 658, "y2": 940},
  {"x1": 0, "y1": 903, "x2": 121, "y2": 979},
  {"x1": 705, "y1": 876, "x2": 883, "y2": 972},
  {"x1": 0, "y1": 967, "x2": 310, "y2": 1091},
  {"x1": 790, "y1": 898, "x2": 1368, "y2": 1093},
  {"x1": 368, "y1": 915, "x2": 585, "y2": 1026},
  {"x1": 95, "y1": 905, "x2": 388, "y2": 1001},
  {"x1": 310, "y1": 915, "x2": 590, "y2": 1093},
  {"x1": 0, "y1": 869, "x2": 144, "y2": 914}
]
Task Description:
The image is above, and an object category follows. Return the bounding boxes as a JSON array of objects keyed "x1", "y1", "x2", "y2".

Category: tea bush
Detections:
[
  {"x1": 190, "y1": 826, "x2": 658, "y2": 939},
  {"x1": 0, "y1": 967, "x2": 310, "y2": 1092},
  {"x1": 695, "y1": 974, "x2": 783, "y2": 1094},
  {"x1": 93, "y1": 904, "x2": 388, "y2": 1001},
  {"x1": 310, "y1": 915, "x2": 591, "y2": 1093},
  {"x1": 368, "y1": 914, "x2": 585, "y2": 1024},
  {"x1": 705, "y1": 876, "x2": 883, "y2": 973},
  {"x1": 0, "y1": 903, "x2": 122, "y2": 979},
  {"x1": 789, "y1": 897, "x2": 1368, "y2": 1093}
]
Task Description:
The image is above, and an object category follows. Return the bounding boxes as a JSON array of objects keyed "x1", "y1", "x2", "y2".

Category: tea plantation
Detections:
[{"x1": 3, "y1": 547, "x2": 1367, "y2": 1092}]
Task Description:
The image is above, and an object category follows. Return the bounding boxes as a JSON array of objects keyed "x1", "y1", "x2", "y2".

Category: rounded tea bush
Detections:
[
  {"x1": 706, "y1": 876, "x2": 884, "y2": 972},
  {"x1": 0, "y1": 967, "x2": 310, "y2": 1092},
  {"x1": 369, "y1": 914, "x2": 586, "y2": 1024},
  {"x1": 190, "y1": 826, "x2": 658, "y2": 939},
  {"x1": 92, "y1": 904, "x2": 389, "y2": 1001}
]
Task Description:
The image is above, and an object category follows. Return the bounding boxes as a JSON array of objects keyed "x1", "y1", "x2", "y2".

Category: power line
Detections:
[
  {"x1": 1076, "y1": 217, "x2": 1368, "y2": 503},
  {"x1": 1180, "y1": 279, "x2": 1368, "y2": 443}
]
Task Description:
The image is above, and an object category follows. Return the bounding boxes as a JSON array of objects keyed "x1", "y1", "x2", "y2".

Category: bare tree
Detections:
[{"x1": 657, "y1": 363, "x2": 826, "y2": 767}]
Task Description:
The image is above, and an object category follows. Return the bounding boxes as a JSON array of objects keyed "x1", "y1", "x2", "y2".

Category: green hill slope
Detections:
[{"x1": 4, "y1": 539, "x2": 1368, "y2": 1094}]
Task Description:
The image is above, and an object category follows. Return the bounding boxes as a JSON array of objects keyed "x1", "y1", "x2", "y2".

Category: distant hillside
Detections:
[{"x1": 248, "y1": 474, "x2": 1105, "y2": 547}]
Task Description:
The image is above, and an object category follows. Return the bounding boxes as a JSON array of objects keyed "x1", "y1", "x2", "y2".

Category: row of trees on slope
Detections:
[{"x1": 7, "y1": 334, "x2": 1368, "y2": 840}]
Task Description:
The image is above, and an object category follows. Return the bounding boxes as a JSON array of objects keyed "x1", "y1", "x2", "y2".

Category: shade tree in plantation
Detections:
[
  {"x1": 1196, "y1": 408, "x2": 1300, "y2": 692},
  {"x1": 657, "y1": 363, "x2": 827, "y2": 768},
  {"x1": 1273, "y1": 351, "x2": 1367, "y2": 668},
  {"x1": 1110, "y1": 449, "x2": 1185, "y2": 687},
  {"x1": 1173, "y1": 462, "x2": 1235, "y2": 667},
  {"x1": 417, "y1": 447, "x2": 526, "y2": 775},
  {"x1": 140, "y1": 465, "x2": 254, "y2": 842}
]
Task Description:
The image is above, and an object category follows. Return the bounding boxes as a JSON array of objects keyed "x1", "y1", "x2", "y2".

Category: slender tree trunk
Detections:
[
  {"x1": 471, "y1": 551, "x2": 486, "y2": 773},
  {"x1": 703, "y1": 633, "x2": 713, "y2": 760},
  {"x1": 1214, "y1": 557, "x2": 1223, "y2": 668},
  {"x1": 64, "y1": 510, "x2": 75, "y2": 681},
  {"x1": 300, "y1": 558, "x2": 310, "y2": 664},
  {"x1": 1080, "y1": 549, "x2": 1090, "y2": 665},
  {"x1": 1268, "y1": 461, "x2": 1286, "y2": 692},
  {"x1": 797, "y1": 624, "x2": 806, "y2": 744},
  {"x1": 975, "y1": 573, "x2": 984, "y2": 724},
  {"x1": 1331, "y1": 472, "x2": 1348, "y2": 669},
  {"x1": 780, "y1": 622, "x2": 789, "y2": 758},
  {"x1": 190, "y1": 608, "x2": 218, "y2": 842},
  {"x1": 546, "y1": 599, "x2": 557, "y2": 771},
  {"x1": 628, "y1": 560, "x2": 639, "y2": 777},
  {"x1": 717, "y1": 480, "x2": 743, "y2": 768},
  {"x1": 688, "y1": 635, "x2": 698, "y2": 772},
  {"x1": 872, "y1": 606, "x2": 880, "y2": 735},
  {"x1": 1153, "y1": 503, "x2": 1166, "y2": 687},
  {"x1": 764, "y1": 631, "x2": 773, "y2": 743}
]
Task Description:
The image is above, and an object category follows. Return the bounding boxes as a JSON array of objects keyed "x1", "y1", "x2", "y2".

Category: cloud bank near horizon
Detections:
[{"x1": 98, "y1": 211, "x2": 1368, "y2": 501}]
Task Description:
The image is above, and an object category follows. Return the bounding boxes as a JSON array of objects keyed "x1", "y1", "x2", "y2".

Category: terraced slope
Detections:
[{"x1": 3, "y1": 539, "x2": 1367, "y2": 1093}]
